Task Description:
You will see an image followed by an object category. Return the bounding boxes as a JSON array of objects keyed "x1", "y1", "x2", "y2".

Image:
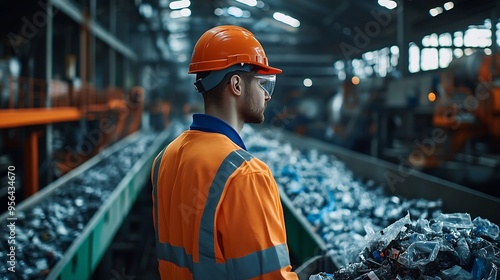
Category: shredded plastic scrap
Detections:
[{"x1": 311, "y1": 213, "x2": 500, "y2": 280}]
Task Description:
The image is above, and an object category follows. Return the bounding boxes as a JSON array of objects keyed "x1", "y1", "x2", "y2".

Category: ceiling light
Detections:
[
  {"x1": 236, "y1": 0, "x2": 257, "y2": 7},
  {"x1": 386, "y1": 1, "x2": 397, "y2": 9},
  {"x1": 429, "y1": 7, "x2": 443, "y2": 17},
  {"x1": 169, "y1": 0, "x2": 190, "y2": 10},
  {"x1": 303, "y1": 78, "x2": 312, "y2": 87},
  {"x1": 390, "y1": 46, "x2": 399, "y2": 54},
  {"x1": 378, "y1": 0, "x2": 397, "y2": 10},
  {"x1": 428, "y1": 92, "x2": 436, "y2": 102},
  {"x1": 139, "y1": 4, "x2": 153, "y2": 18},
  {"x1": 170, "y1": 8, "x2": 191, "y2": 18},
  {"x1": 351, "y1": 76, "x2": 360, "y2": 85},
  {"x1": 214, "y1": 8, "x2": 223, "y2": 16},
  {"x1": 228, "y1": 6, "x2": 244, "y2": 17},
  {"x1": 180, "y1": 8, "x2": 191, "y2": 17},
  {"x1": 273, "y1": 12, "x2": 300, "y2": 28},
  {"x1": 378, "y1": 0, "x2": 389, "y2": 7},
  {"x1": 443, "y1": 2, "x2": 454, "y2": 10}
]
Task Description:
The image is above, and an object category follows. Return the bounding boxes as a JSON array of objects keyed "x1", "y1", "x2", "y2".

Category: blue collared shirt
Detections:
[{"x1": 190, "y1": 113, "x2": 247, "y2": 151}]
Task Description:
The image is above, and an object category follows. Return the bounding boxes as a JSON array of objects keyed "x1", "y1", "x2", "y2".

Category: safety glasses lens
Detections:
[{"x1": 255, "y1": 75, "x2": 276, "y2": 97}]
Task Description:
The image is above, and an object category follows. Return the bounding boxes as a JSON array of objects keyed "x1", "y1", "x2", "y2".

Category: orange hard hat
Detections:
[{"x1": 188, "y1": 25, "x2": 282, "y2": 75}]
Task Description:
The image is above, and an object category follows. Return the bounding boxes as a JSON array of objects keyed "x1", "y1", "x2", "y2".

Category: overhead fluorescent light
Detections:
[
  {"x1": 214, "y1": 8, "x2": 223, "y2": 16},
  {"x1": 303, "y1": 78, "x2": 312, "y2": 87},
  {"x1": 170, "y1": 8, "x2": 191, "y2": 18},
  {"x1": 385, "y1": 1, "x2": 397, "y2": 9},
  {"x1": 273, "y1": 12, "x2": 300, "y2": 28},
  {"x1": 227, "y1": 6, "x2": 243, "y2": 17},
  {"x1": 236, "y1": 0, "x2": 257, "y2": 7},
  {"x1": 180, "y1": 8, "x2": 191, "y2": 17},
  {"x1": 169, "y1": 0, "x2": 190, "y2": 10},
  {"x1": 443, "y1": 2, "x2": 454, "y2": 10},
  {"x1": 378, "y1": 0, "x2": 397, "y2": 10},
  {"x1": 139, "y1": 3, "x2": 153, "y2": 18},
  {"x1": 429, "y1": 7, "x2": 443, "y2": 17}
]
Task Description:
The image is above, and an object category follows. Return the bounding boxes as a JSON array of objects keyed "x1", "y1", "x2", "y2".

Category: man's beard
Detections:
[{"x1": 241, "y1": 88, "x2": 265, "y2": 124}]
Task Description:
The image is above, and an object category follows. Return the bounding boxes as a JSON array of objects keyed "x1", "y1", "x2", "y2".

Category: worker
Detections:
[{"x1": 151, "y1": 25, "x2": 298, "y2": 280}]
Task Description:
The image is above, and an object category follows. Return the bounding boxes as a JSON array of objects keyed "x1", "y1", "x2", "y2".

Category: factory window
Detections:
[
  {"x1": 375, "y1": 48, "x2": 390, "y2": 77},
  {"x1": 497, "y1": 22, "x2": 500, "y2": 46},
  {"x1": 453, "y1": 48, "x2": 464, "y2": 58},
  {"x1": 334, "y1": 61, "x2": 346, "y2": 81},
  {"x1": 439, "y1": 33, "x2": 453, "y2": 46},
  {"x1": 422, "y1": 33, "x2": 439, "y2": 47},
  {"x1": 408, "y1": 43, "x2": 420, "y2": 73},
  {"x1": 453, "y1": 31, "x2": 464, "y2": 47},
  {"x1": 464, "y1": 28, "x2": 491, "y2": 47},
  {"x1": 340, "y1": 46, "x2": 398, "y2": 79},
  {"x1": 390, "y1": 46, "x2": 399, "y2": 67},
  {"x1": 421, "y1": 48, "x2": 439, "y2": 71},
  {"x1": 439, "y1": 48, "x2": 453, "y2": 68}
]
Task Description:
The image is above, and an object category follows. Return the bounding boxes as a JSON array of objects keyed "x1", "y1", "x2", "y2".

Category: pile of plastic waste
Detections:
[
  {"x1": 242, "y1": 126, "x2": 442, "y2": 265},
  {"x1": 310, "y1": 213, "x2": 499, "y2": 279},
  {"x1": 0, "y1": 133, "x2": 158, "y2": 279},
  {"x1": 241, "y1": 126, "x2": 499, "y2": 279}
]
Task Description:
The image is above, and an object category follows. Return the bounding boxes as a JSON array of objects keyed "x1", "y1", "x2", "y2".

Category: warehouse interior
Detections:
[{"x1": 1, "y1": 0, "x2": 500, "y2": 279}]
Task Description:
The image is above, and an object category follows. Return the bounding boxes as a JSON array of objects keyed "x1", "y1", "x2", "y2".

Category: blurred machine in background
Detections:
[
  {"x1": 275, "y1": 53, "x2": 500, "y2": 197},
  {"x1": 0, "y1": 56, "x2": 144, "y2": 199},
  {"x1": 429, "y1": 52, "x2": 500, "y2": 190},
  {"x1": 377, "y1": 52, "x2": 500, "y2": 195},
  {"x1": 0, "y1": 0, "x2": 149, "y2": 205}
]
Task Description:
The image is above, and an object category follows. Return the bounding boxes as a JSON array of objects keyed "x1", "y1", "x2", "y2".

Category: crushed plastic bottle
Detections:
[
  {"x1": 320, "y1": 214, "x2": 500, "y2": 279},
  {"x1": 309, "y1": 272, "x2": 335, "y2": 280}
]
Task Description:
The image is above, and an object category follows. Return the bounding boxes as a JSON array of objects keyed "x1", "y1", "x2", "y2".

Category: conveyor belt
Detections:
[
  {"x1": 0, "y1": 126, "x2": 176, "y2": 279},
  {"x1": 242, "y1": 126, "x2": 500, "y2": 272}
]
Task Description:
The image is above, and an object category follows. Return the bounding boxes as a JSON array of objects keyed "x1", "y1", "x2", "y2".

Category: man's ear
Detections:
[{"x1": 228, "y1": 74, "x2": 243, "y2": 97}]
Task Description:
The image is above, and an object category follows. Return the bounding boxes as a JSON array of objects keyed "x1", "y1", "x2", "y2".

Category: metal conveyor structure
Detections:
[{"x1": 0, "y1": 128, "x2": 174, "y2": 280}]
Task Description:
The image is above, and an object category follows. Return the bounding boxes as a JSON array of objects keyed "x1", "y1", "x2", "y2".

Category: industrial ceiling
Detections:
[
  {"x1": 135, "y1": 1, "x2": 495, "y2": 63},
  {"x1": 1, "y1": 0, "x2": 497, "y2": 88}
]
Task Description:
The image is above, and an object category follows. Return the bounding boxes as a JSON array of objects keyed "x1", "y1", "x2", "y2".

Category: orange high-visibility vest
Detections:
[{"x1": 151, "y1": 116, "x2": 297, "y2": 280}]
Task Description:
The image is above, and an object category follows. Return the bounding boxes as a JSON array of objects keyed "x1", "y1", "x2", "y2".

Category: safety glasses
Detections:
[{"x1": 254, "y1": 74, "x2": 276, "y2": 97}]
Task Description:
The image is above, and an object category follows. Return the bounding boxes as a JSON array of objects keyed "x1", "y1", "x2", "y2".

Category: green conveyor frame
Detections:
[{"x1": 0, "y1": 129, "x2": 173, "y2": 280}]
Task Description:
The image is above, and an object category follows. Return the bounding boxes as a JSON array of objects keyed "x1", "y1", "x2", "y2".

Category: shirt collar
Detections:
[{"x1": 190, "y1": 113, "x2": 247, "y2": 150}]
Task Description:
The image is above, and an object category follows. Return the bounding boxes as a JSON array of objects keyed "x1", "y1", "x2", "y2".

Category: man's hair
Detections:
[{"x1": 197, "y1": 70, "x2": 255, "y2": 105}]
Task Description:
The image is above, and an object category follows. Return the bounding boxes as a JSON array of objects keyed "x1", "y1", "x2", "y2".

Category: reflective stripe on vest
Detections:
[{"x1": 152, "y1": 149, "x2": 291, "y2": 279}]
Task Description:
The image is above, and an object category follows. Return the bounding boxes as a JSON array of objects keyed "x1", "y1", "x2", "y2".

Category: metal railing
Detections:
[{"x1": 5, "y1": 77, "x2": 125, "y2": 112}]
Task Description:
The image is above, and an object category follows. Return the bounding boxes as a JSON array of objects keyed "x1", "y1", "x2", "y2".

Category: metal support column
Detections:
[
  {"x1": 90, "y1": 0, "x2": 96, "y2": 85},
  {"x1": 45, "y1": 0, "x2": 54, "y2": 185},
  {"x1": 492, "y1": 0, "x2": 500, "y2": 57},
  {"x1": 24, "y1": 131, "x2": 39, "y2": 197},
  {"x1": 397, "y1": 0, "x2": 409, "y2": 77},
  {"x1": 109, "y1": 0, "x2": 117, "y2": 87}
]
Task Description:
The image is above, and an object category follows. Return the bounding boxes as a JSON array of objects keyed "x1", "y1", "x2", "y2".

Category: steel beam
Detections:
[
  {"x1": 51, "y1": 0, "x2": 137, "y2": 61},
  {"x1": 0, "y1": 108, "x2": 81, "y2": 128}
]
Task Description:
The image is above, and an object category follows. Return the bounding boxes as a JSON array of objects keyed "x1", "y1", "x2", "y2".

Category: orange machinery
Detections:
[
  {"x1": 432, "y1": 52, "x2": 500, "y2": 160},
  {"x1": 0, "y1": 77, "x2": 144, "y2": 197},
  {"x1": 410, "y1": 52, "x2": 500, "y2": 190}
]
